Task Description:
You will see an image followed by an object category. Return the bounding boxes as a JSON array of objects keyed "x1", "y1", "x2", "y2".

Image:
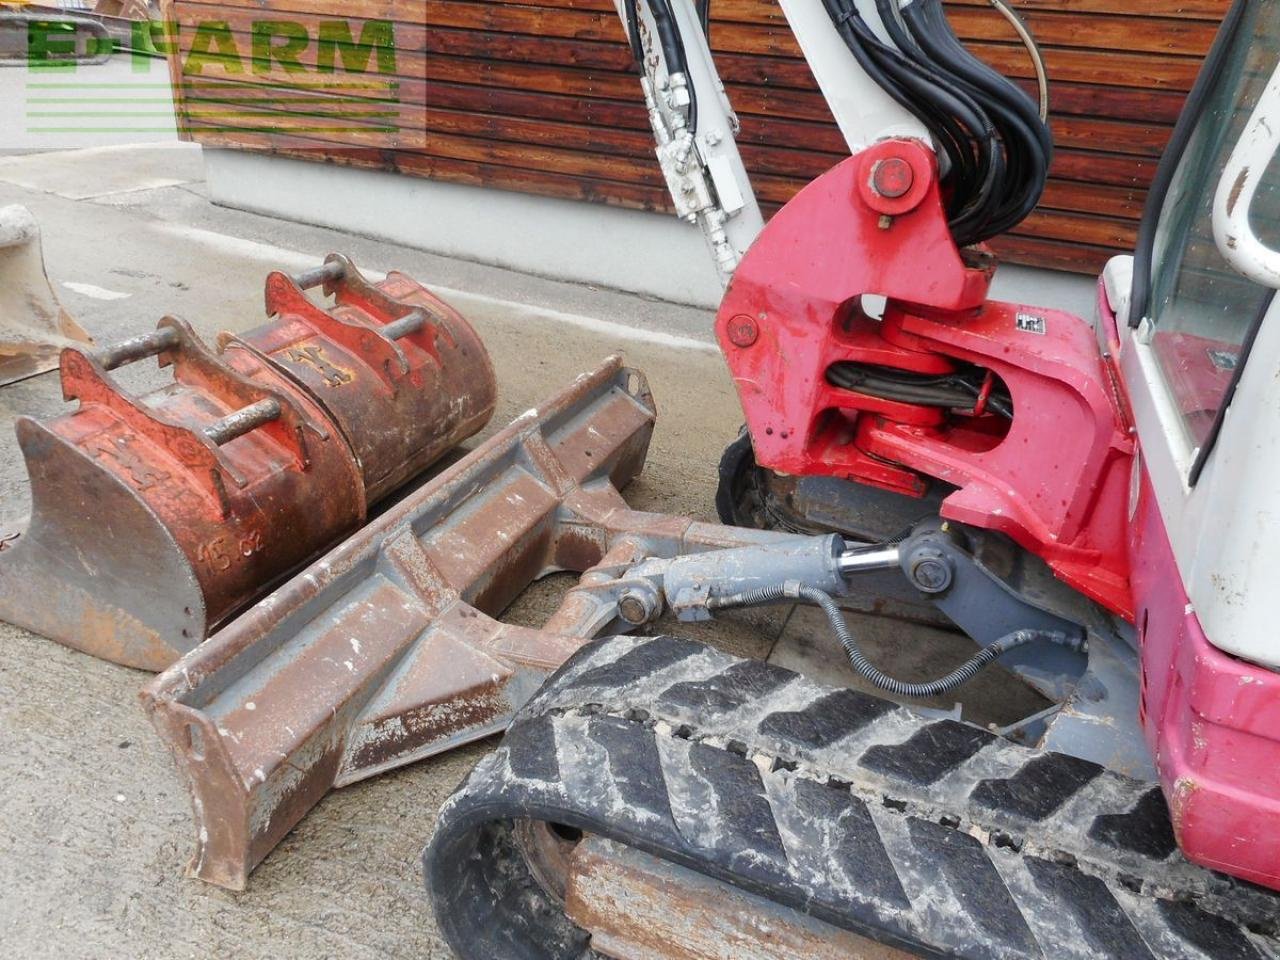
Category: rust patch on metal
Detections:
[
  {"x1": 564, "y1": 837, "x2": 914, "y2": 960},
  {"x1": 1226, "y1": 166, "x2": 1250, "y2": 216},
  {"x1": 1169, "y1": 775, "x2": 1200, "y2": 844}
]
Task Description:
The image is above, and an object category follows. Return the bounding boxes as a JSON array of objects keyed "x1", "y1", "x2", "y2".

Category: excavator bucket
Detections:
[
  {"x1": 0, "y1": 205, "x2": 92, "y2": 386},
  {"x1": 0, "y1": 255, "x2": 495, "y2": 670}
]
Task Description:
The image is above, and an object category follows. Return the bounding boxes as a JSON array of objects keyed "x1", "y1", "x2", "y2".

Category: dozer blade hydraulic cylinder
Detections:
[{"x1": 0, "y1": 256, "x2": 495, "y2": 670}]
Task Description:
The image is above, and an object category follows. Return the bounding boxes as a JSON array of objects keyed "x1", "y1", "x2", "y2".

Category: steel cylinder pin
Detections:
[
  {"x1": 202, "y1": 398, "x2": 281, "y2": 446},
  {"x1": 292, "y1": 260, "x2": 346, "y2": 291},
  {"x1": 837, "y1": 544, "x2": 902, "y2": 576},
  {"x1": 381, "y1": 309, "x2": 426, "y2": 341},
  {"x1": 96, "y1": 326, "x2": 181, "y2": 371}
]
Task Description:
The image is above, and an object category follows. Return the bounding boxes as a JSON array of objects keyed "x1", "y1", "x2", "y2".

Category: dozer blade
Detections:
[
  {"x1": 140, "y1": 356, "x2": 659, "y2": 889},
  {"x1": 0, "y1": 256, "x2": 495, "y2": 670},
  {"x1": 140, "y1": 356, "x2": 953, "y2": 889},
  {"x1": 0, "y1": 205, "x2": 92, "y2": 386}
]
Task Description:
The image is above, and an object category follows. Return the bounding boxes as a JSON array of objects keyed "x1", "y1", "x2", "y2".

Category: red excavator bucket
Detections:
[{"x1": 0, "y1": 255, "x2": 496, "y2": 670}]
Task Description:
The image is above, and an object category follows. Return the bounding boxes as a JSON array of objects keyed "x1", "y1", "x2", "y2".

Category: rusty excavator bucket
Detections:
[
  {"x1": 0, "y1": 255, "x2": 496, "y2": 670},
  {"x1": 0, "y1": 205, "x2": 93, "y2": 385}
]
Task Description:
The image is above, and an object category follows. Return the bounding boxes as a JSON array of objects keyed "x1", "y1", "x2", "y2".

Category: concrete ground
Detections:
[{"x1": 0, "y1": 60, "x2": 1094, "y2": 958}]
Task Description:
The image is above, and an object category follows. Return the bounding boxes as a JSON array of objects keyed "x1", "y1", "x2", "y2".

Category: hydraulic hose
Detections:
[
  {"x1": 826, "y1": 362, "x2": 1014, "y2": 419},
  {"x1": 820, "y1": 0, "x2": 1051, "y2": 247},
  {"x1": 988, "y1": 0, "x2": 1049, "y2": 121},
  {"x1": 707, "y1": 583, "x2": 1063, "y2": 699},
  {"x1": 624, "y1": 0, "x2": 698, "y2": 136},
  {"x1": 903, "y1": 0, "x2": 1050, "y2": 237}
]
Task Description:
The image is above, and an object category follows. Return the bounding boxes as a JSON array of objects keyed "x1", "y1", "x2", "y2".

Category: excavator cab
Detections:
[
  {"x1": 1125, "y1": 0, "x2": 1280, "y2": 461},
  {"x1": 1099, "y1": 0, "x2": 1280, "y2": 893}
]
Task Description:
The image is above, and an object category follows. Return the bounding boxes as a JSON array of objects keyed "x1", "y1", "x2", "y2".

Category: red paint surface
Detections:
[
  {"x1": 1095, "y1": 278, "x2": 1280, "y2": 890},
  {"x1": 716, "y1": 141, "x2": 1134, "y2": 616},
  {"x1": 1150, "y1": 329, "x2": 1239, "y2": 446},
  {"x1": 1129, "y1": 468, "x2": 1280, "y2": 890}
]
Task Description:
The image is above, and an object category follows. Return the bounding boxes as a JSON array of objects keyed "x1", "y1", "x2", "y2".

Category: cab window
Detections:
[{"x1": 1147, "y1": 4, "x2": 1280, "y2": 450}]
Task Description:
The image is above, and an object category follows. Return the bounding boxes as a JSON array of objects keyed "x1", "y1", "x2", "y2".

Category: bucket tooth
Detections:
[
  {"x1": 0, "y1": 258, "x2": 496, "y2": 670},
  {"x1": 0, "y1": 205, "x2": 93, "y2": 387}
]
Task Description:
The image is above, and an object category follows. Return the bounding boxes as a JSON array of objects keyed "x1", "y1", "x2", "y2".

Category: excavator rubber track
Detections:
[{"x1": 426, "y1": 634, "x2": 1280, "y2": 960}]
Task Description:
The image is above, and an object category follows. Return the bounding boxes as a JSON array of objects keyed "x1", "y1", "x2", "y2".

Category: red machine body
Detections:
[
  {"x1": 716, "y1": 136, "x2": 1280, "y2": 890},
  {"x1": 715, "y1": 139, "x2": 1135, "y2": 617},
  {"x1": 1089, "y1": 283, "x2": 1280, "y2": 891}
]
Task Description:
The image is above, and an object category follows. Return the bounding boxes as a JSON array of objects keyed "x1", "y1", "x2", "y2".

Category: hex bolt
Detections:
[
  {"x1": 907, "y1": 547, "x2": 953, "y2": 594},
  {"x1": 727, "y1": 314, "x2": 759, "y2": 348},
  {"x1": 871, "y1": 157, "x2": 914, "y2": 199},
  {"x1": 618, "y1": 591, "x2": 656, "y2": 626}
]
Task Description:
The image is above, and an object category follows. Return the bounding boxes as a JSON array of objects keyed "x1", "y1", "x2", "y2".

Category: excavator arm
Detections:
[
  {"x1": 610, "y1": 0, "x2": 1048, "y2": 281},
  {"x1": 607, "y1": 0, "x2": 764, "y2": 279},
  {"x1": 608, "y1": 0, "x2": 926, "y2": 280}
]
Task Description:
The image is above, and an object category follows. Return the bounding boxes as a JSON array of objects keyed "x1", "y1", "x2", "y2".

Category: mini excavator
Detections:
[{"x1": 422, "y1": 0, "x2": 1280, "y2": 957}]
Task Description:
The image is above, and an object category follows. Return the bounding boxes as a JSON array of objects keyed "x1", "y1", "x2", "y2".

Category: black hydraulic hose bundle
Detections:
[
  {"x1": 904, "y1": 0, "x2": 1051, "y2": 236},
  {"x1": 826, "y1": 361, "x2": 1014, "y2": 418},
  {"x1": 822, "y1": 0, "x2": 1052, "y2": 246},
  {"x1": 622, "y1": 0, "x2": 700, "y2": 136},
  {"x1": 708, "y1": 583, "x2": 1062, "y2": 698},
  {"x1": 621, "y1": 0, "x2": 1048, "y2": 243}
]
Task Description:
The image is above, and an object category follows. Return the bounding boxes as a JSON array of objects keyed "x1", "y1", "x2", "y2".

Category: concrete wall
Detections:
[
  {"x1": 206, "y1": 148, "x2": 1102, "y2": 318},
  {"x1": 206, "y1": 149, "x2": 727, "y2": 308}
]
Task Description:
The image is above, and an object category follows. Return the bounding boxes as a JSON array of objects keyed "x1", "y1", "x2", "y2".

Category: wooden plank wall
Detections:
[{"x1": 166, "y1": 0, "x2": 1229, "y2": 274}]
